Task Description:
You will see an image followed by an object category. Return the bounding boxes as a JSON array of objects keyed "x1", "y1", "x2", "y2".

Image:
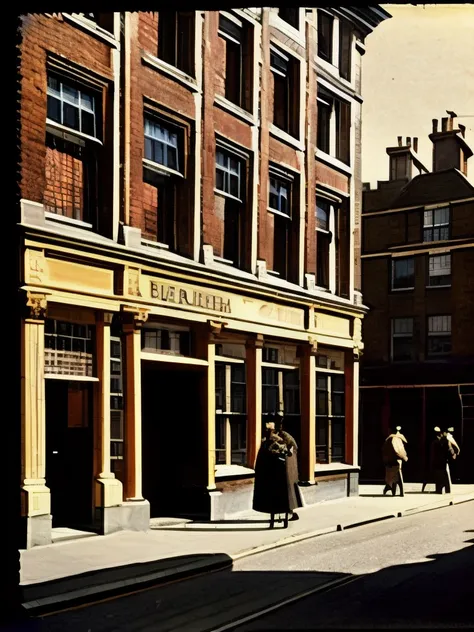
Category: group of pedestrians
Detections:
[{"x1": 382, "y1": 424, "x2": 461, "y2": 497}]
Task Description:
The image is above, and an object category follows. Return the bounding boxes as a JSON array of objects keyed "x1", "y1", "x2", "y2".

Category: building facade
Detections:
[
  {"x1": 18, "y1": 8, "x2": 389, "y2": 548},
  {"x1": 360, "y1": 114, "x2": 474, "y2": 485}
]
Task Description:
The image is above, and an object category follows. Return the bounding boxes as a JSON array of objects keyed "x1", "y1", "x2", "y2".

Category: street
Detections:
[{"x1": 35, "y1": 501, "x2": 474, "y2": 631}]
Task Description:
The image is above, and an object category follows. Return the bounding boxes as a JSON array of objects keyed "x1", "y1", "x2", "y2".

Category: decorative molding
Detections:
[
  {"x1": 26, "y1": 292, "x2": 48, "y2": 320},
  {"x1": 121, "y1": 305, "x2": 149, "y2": 330},
  {"x1": 209, "y1": 320, "x2": 227, "y2": 337},
  {"x1": 127, "y1": 267, "x2": 142, "y2": 297},
  {"x1": 245, "y1": 333, "x2": 264, "y2": 350}
]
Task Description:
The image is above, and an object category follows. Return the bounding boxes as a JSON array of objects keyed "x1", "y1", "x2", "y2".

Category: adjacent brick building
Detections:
[
  {"x1": 360, "y1": 113, "x2": 474, "y2": 485},
  {"x1": 17, "y1": 8, "x2": 389, "y2": 548}
]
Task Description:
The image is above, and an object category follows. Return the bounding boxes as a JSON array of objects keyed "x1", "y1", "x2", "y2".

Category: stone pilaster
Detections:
[
  {"x1": 245, "y1": 334, "x2": 264, "y2": 469},
  {"x1": 298, "y1": 337, "x2": 318, "y2": 483}
]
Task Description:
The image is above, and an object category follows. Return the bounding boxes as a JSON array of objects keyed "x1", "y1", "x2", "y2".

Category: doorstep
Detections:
[{"x1": 51, "y1": 528, "x2": 98, "y2": 544}]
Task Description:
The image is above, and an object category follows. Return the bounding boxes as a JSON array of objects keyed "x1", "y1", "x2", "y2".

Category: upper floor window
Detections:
[
  {"x1": 215, "y1": 145, "x2": 247, "y2": 267},
  {"x1": 316, "y1": 198, "x2": 335, "y2": 291},
  {"x1": 47, "y1": 75, "x2": 98, "y2": 138},
  {"x1": 278, "y1": 8, "x2": 299, "y2": 29},
  {"x1": 270, "y1": 45, "x2": 300, "y2": 138},
  {"x1": 391, "y1": 318, "x2": 414, "y2": 362},
  {"x1": 428, "y1": 253, "x2": 451, "y2": 287},
  {"x1": 317, "y1": 11, "x2": 334, "y2": 63},
  {"x1": 427, "y1": 315, "x2": 451, "y2": 357},
  {"x1": 339, "y1": 19, "x2": 353, "y2": 81},
  {"x1": 423, "y1": 207, "x2": 450, "y2": 242},
  {"x1": 392, "y1": 257, "x2": 415, "y2": 290},
  {"x1": 158, "y1": 11, "x2": 195, "y2": 77},
  {"x1": 144, "y1": 117, "x2": 180, "y2": 174},
  {"x1": 269, "y1": 168, "x2": 294, "y2": 281},
  {"x1": 77, "y1": 13, "x2": 114, "y2": 33},
  {"x1": 218, "y1": 13, "x2": 252, "y2": 111},
  {"x1": 317, "y1": 91, "x2": 351, "y2": 165}
]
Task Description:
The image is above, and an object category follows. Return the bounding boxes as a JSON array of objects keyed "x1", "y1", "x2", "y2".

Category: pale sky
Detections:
[{"x1": 361, "y1": 4, "x2": 474, "y2": 187}]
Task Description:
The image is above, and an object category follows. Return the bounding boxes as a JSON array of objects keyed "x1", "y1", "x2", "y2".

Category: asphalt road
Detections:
[{"x1": 36, "y1": 501, "x2": 474, "y2": 632}]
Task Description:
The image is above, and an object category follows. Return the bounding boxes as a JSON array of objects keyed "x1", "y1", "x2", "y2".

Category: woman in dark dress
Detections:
[{"x1": 275, "y1": 415, "x2": 301, "y2": 521}]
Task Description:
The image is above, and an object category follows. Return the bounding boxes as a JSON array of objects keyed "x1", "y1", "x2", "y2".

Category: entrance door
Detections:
[
  {"x1": 46, "y1": 380, "x2": 94, "y2": 529},
  {"x1": 142, "y1": 365, "x2": 204, "y2": 518}
]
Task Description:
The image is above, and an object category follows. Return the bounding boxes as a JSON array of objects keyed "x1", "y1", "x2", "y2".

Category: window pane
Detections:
[
  {"x1": 80, "y1": 92, "x2": 94, "y2": 112},
  {"x1": 423, "y1": 210, "x2": 432, "y2": 227},
  {"x1": 62, "y1": 83, "x2": 79, "y2": 105},
  {"x1": 47, "y1": 95, "x2": 61, "y2": 123},
  {"x1": 63, "y1": 103, "x2": 80, "y2": 131},
  {"x1": 216, "y1": 151, "x2": 225, "y2": 166},
  {"x1": 216, "y1": 168, "x2": 225, "y2": 191},
  {"x1": 167, "y1": 146, "x2": 178, "y2": 171},
  {"x1": 230, "y1": 173, "x2": 239, "y2": 198},
  {"x1": 153, "y1": 140, "x2": 164, "y2": 165},
  {"x1": 81, "y1": 110, "x2": 95, "y2": 136}
]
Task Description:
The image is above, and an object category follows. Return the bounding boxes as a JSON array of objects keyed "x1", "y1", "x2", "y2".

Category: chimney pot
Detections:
[
  {"x1": 441, "y1": 117, "x2": 448, "y2": 132},
  {"x1": 459, "y1": 124, "x2": 466, "y2": 138},
  {"x1": 397, "y1": 136, "x2": 402, "y2": 147},
  {"x1": 406, "y1": 137, "x2": 411, "y2": 146},
  {"x1": 413, "y1": 137, "x2": 418, "y2": 153},
  {"x1": 432, "y1": 119, "x2": 438, "y2": 133},
  {"x1": 447, "y1": 117, "x2": 454, "y2": 132}
]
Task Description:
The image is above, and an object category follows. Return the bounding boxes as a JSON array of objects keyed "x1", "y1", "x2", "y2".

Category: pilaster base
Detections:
[
  {"x1": 95, "y1": 477, "x2": 123, "y2": 508},
  {"x1": 21, "y1": 514, "x2": 52, "y2": 549},
  {"x1": 94, "y1": 500, "x2": 150, "y2": 535}
]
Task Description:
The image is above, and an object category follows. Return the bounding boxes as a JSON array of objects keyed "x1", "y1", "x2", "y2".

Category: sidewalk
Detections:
[{"x1": 20, "y1": 483, "x2": 474, "y2": 615}]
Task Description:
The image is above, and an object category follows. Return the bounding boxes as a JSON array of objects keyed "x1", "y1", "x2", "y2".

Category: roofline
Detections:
[{"x1": 336, "y1": 6, "x2": 391, "y2": 35}]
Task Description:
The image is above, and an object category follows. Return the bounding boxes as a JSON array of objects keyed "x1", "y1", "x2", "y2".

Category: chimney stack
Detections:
[
  {"x1": 397, "y1": 136, "x2": 402, "y2": 147},
  {"x1": 413, "y1": 137, "x2": 418, "y2": 153},
  {"x1": 430, "y1": 111, "x2": 473, "y2": 174}
]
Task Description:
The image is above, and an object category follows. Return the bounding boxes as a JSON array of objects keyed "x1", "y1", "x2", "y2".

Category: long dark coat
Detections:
[
  {"x1": 253, "y1": 434, "x2": 288, "y2": 514},
  {"x1": 424, "y1": 435, "x2": 458, "y2": 492},
  {"x1": 279, "y1": 430, "x2": 300, "y2": 511}
]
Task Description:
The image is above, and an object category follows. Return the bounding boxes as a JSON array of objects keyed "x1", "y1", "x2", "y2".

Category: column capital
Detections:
[
  {"x1": 245, "y1": 333, "x2": 264, "y2": 350},
  {"x1": 297, "y1": 336, "x2": 318, "y2": 357},
  {"x1": 353, "y1": 346, "x2": 363, "y2": 362},
  {"x1": 121, "y1": 305, "x2": 149, "y2": 331},
  {"x1": 208, "y1": 319, "x2": 227, "y2": 340},
  {"x1": 25, "y1": 291, "x2": 48, "y2": 320},
  {"x1": 96, "y1": 311, "x2": 114, "y2": 326}
]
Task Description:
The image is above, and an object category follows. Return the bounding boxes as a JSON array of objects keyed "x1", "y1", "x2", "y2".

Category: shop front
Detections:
[{"x1": 20, "y1": 239, "x2": 364, "y2": 547}]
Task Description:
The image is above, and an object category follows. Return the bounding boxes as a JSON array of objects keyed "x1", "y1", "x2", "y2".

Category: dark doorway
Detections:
[
  {"x1": 142, "y1": 363, "x2": 206, "y2": 518},
  {"x1": 45, "y1": 380, "x2": 94, "y2": 529}
]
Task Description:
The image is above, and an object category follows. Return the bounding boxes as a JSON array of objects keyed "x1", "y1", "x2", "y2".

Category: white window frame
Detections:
[
  {"x1": 391, "y1": 256, "x2": 415, "y2": 291},
  {"x1": 423, "y1": 206, "x2": 450, "y2": 243},
  {"x1": 215, "y1": 358, "x2": 247, "y2": 466},
  {"x1": 427, "y1": 315, "x2": 452, "y2": 357},
  {"x1": 428, "y1": 253, "x2": 452, "y2": 288},
  {"x1": 268, "y1": 168, "x2": 292, "y2": 218},
  {"x1": 47, "y1": 75, "x2": 98, "y2": 138},
  {"x1": 144, "y1": 117, "x2": 181, "y2": 175},
  {"x1": 391, "y1": 318, "x2": 414, "y2": 362},
  {"x1": 215, "y1": 148, "x2": 243, "y2": 202},
  {"x1": 316, "y1": 197, "x2": 337, "y2": 294}
]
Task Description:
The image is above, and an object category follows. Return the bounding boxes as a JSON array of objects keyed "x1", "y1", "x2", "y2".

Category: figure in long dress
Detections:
[
  {"x1": 422, "y1": 426, "x2": 460, "y2": 494},
  {"x1": 382, "y1": 426, "x2": 408, "y2": 497}
]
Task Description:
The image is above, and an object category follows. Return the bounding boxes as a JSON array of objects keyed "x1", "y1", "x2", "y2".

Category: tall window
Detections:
[
  {"x1": 391, "y1": 318, "x2": 414, "y2": 362},
  {"x1": 158, "y1": 11, "x2": 195, "y2": 76},
  {"x1": 270, "y1": 46, "x2": 299, "y2": 138},
  {"x1": 428, "y1": 253, "x2": 451, "y2": 287},
  {"x1": 143, "y1": 115, "x2": 185, "y2": 249},
  {"x1": 215, "y1": 361, "x2": 247, "y2": 465},
  {"x1": 110, "y1": 337, "x2": 124, "y2": 481},
  {"x1": 317, "y1": 90, "x2": 351, "y2": 165},
  {"x1": 339, "y1": 19, "x2": 353, "y2": 81},
  {"x1": 215, "y1": 146, "x2": 247, "y2": 267},
  {"x1": 262, "y1": 348, "x2": 301, "y2": 447},
  {"x1": 423, "y1": 207, "x2": 450, "y2": 242},
  {"x1": 218, "y1": 13, "x2": 252, "y2": 111},
  {"x1": 44, "y1": 320, "x2": 94, "y2": 377},
  {"x1": 316, "y1": 373, "x2": 345, "y2": 464},
  {"x1": 45, "y1": 74, "x2": 101, "y2": 224},
  {"x1": 392, "y1": 257, "x2": 415, "y2": 290},
  {"x1": 269, "y1": 169, "x2": 294, "y2": 280},
  {"x1": 427, "y1": 315, "x2": 451, "y2": 357},
  {"x1": 317, "y1": 11, "x2": 334, "y2": 62},
  {"x1": 316, "y1": 198, "x2": 336, "y2": 291},
  {"x1": 278, "y1": 8, "x2": 299, "y2": 29}
]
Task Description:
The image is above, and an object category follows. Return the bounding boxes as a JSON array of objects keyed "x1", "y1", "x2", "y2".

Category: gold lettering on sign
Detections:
[
  {"x1": 150, "y1": 282, "x2": 232, "y2": 314},
  {"x1": 258, "y1": 304, "x2": 302, "y2": 326}
]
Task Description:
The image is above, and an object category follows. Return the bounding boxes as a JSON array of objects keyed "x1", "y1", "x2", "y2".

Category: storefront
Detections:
[{"x1": 20, "y1": 236, "x2": 364, "y2": 547}]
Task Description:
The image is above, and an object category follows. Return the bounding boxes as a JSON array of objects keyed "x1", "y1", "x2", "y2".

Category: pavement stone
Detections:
[{"x1": 19, "y1": 483, "x2": 474, "y2": 614}]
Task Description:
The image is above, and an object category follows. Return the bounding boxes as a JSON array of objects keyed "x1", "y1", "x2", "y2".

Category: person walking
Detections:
[
  {"x1": 382, "y1": 426, "x2": 408, "y2": 497},
  {"x1": 252, "y1": 415, "x2": 292, "y2": 528},
  {"x1": 422, "y1": 426, "x2": 460, "y2": 494},
  {"x1": 275, "y1": 413, "x2": 301, "y2": 521}
]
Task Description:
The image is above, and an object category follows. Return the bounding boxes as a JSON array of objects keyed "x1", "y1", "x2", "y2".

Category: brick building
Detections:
[
  {"x1": 17, "y1": 8, "x2": 389, "y2": 548},
  {"x1": 360, "y1": 113, "x2": 474, "y2": 485}
]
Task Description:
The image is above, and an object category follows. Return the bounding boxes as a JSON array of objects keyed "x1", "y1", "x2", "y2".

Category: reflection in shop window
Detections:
[
  {"x1": 44, "y1": 319, "x2": 94, "y2": 377},
  {"x1": 141, "y1": 326, "x2": 190, "y2": 356},
  {"x1": 316, "y1": 371, "x2": 345, "y2": 464},
  {"x1": 110, "y1": 336, "x2": 124, "y2": 481},
  {"x1": 215, "y1": 360, "x2": 247, "y2": 466}
]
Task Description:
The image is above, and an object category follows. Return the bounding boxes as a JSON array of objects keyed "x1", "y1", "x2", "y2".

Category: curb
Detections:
[{"x1": 22, "y1": 493, "x2": 474, "y2": 617}]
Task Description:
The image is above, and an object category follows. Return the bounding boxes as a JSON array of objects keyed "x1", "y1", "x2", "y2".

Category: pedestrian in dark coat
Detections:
[
  {"x1": 275, "y1": 414, "x2": 301, "y2": 521},
  {"x1": 422, "y1": 426, "x2": 460, "y2": 494},
  {"x1": 252, "y1": 418, "x2": 292, "y2": 528},
  {"x1": 382, "y1": 426, "x2": 408, "y2": 497}
]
